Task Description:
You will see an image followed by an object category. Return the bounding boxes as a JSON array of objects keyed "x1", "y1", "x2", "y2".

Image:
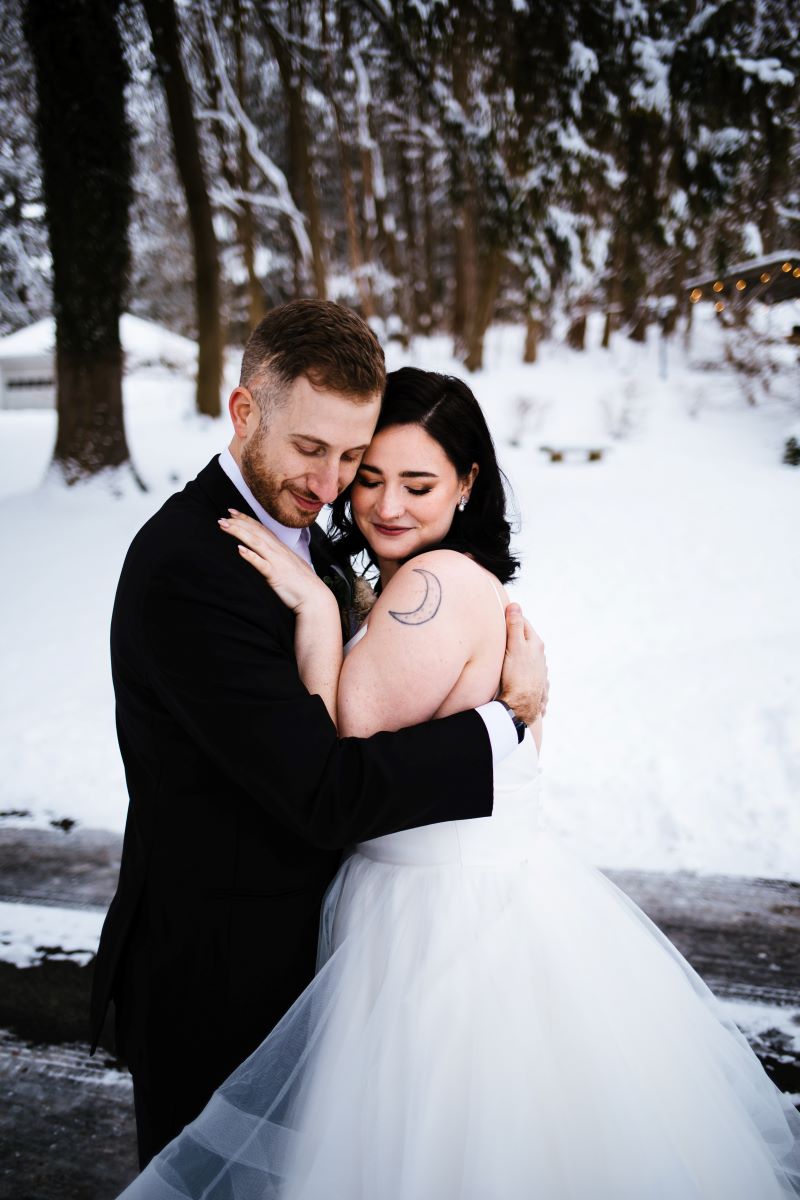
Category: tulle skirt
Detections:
[{"x1": 121, "y1": 832, "x2": 800, "y2": 1199}]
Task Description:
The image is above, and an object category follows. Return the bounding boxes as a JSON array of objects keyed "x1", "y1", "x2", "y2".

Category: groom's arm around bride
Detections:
[{"x1": 90, "y1": 300, "x2": 547, "y2": 1170}]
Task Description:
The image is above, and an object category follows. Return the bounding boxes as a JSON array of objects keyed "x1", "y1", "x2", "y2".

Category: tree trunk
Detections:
[
  {"x1": 451, "y1": 36, "x2": 478, "y2": 360},
  {"x1": 352, "y1": 47, "x2": 403, "y2": 334},
  {"x1": 566, "y1": 314, "x2": 587, "y2": 351},
  {"x1": 320, "y1": 1, "x2": 373, "y2": 317},
  {"x1": 336, "y1": 113, "x2": 374, "y2": 318},
  {"x1": 602, "y1": 237, "x2": 623, "y2": 349},
  {"x1": 233, "y1": 7, "x2": 265, "y2": 328},
  {"x1": 419, "y1": 122, "x2": 438, "y2": 331},
  {"x1": 23, "y1": 0, "x2": 139, "y2": 485},
  {"x1": 264, "y1": 4, "x2": 327, "y2": 300},
  {"x1": 390, "y1": 62, "x2": 421, "y2": 335},
  {"x1": 143, "y1": 0, "x2": 222, "y2": 417},
  {"x1": 629, "y1": 312, "x2": 648, "y2": 343},
  {"x1": 601, "y1": 310, "x2": 614, "y2": 349},
  {"x1": 53, "y1": 354, "x2": 131, "y2": 480},
  {"x1": 464, "y1": 247, "x2": 504, "y2": 372},
  {"x1": 524, "y1": 314, "x2": 542, "y2": 363}
]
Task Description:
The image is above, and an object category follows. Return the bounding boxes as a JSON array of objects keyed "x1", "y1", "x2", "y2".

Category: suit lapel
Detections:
[
  {"x1": 193, "y1": 456, "x2": 259, "y2": 522},
  {"x1": 192, "y1": 458, "x2": 353, "y2": 634},
  {"x1": 310, "y1": 525, "x2": 352, "y2": 596}
]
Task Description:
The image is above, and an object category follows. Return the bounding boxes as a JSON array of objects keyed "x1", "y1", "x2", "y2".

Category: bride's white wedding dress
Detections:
[{"x1": 121, "y1": 628, "x2": 800, "y2": 1199}]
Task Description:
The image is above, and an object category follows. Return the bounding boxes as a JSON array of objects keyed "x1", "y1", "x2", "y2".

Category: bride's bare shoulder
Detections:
[
  {"x1": 339, "y1": 550, "x2": 506, "y2": 734},
  {"x1": 374, "y1": 549, "x2": 506, "y2": 627}
]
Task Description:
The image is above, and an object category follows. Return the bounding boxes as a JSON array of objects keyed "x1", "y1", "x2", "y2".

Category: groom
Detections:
[{"x1": 90, "y1": 300, "x2": 548, "y2": 1168}]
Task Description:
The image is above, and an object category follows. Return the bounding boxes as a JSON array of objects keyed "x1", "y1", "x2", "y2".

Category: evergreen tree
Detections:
[
  {"x1": 23, "y1": 0, "x2": 137, "y2": 485},
  {"x1": 0, "y1": 0, "x2": 50, "y2": 335}
]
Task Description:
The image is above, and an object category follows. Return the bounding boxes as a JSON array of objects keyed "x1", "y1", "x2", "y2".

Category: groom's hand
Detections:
[{"x1": 498, "y1": 604, "x2": 548, "y2": 726}]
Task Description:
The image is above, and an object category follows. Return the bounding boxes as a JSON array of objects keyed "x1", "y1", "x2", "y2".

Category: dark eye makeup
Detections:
[{"x1": 355, "y1": 475, "x2": 432, "y2": 497}]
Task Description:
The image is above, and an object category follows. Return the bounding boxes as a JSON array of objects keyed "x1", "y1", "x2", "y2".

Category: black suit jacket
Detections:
[{"x1": 90, "y1": 457, "x2": 493, "y2": 1093}]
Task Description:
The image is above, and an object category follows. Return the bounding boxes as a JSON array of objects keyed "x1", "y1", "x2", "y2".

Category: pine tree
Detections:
[{"x1": 0, "y1": 0, "x2": 50, "y2": 335}]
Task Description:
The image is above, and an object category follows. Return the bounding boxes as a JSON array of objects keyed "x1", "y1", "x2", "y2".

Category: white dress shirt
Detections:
[{"x1": 218, "y1": 448, "x2": 519, "y2": 764}]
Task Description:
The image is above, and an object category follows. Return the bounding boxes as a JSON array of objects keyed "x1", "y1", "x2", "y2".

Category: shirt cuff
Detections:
[{"x1": 476, "y1": 701, "x2": 519, "y2": 764}]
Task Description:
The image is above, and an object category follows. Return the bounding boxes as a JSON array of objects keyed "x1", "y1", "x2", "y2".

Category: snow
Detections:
[
  {"x1": 742, "y1": 222, "x2": 764, "y2": 259},
  {"x1": 0, "y1": 313, "x2": 197, "y2": 372},
  {"x1": 0, "y1": 314, "x2": 799, "y2": 883},
  {"x1": 0, "y1": 900, "x2": 104, "y2": 968},
  {"x1": 734, "y1": 55, "x2": 794, "y2": 87},
  {"x1": 720, "y1": 997, "x2": 800, "y2": 1098},
  {"x1": 685, "y1": 248, "x2": 800, "y2": 288},
  {"x1": 0, "y1": 316, "x2": 55, "y2": 355},
  {"x1": 569, "y1": 41, "x2": 599, "y2": 82},
  {"x1": 630, "y1": 37, "x2": 672, "y2": 115}
]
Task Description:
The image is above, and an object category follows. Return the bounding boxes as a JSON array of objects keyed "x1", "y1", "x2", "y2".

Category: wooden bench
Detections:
[{"x1": 539, "y1": 444, "x2": 607, "y2": 463}]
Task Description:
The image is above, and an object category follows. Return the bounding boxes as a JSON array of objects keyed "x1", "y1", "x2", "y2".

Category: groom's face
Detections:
[{"x1": 236, "y1": 374, "x2": 381, "y2": 528}]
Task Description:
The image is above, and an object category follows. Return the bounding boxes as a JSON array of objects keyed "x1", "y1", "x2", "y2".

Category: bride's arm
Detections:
[
  {"x1": 339, "y1": 550, "x2": 503, "y2": 737},
  {"x1": 290, "y1": 591, "x2": 342, "y2": 728},
  {"x1": 219, "y1": 512, "x2": 343, "y2": 726}
]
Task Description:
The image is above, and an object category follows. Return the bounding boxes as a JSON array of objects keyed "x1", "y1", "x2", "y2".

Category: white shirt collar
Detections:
[{"x1": 218, "y1": 447, "x2": 312, "y2": 564}]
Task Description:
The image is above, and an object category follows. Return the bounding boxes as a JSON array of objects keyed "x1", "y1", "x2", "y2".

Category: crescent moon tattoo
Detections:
[{"x1": 388, "y1": 568, "x2": 442, "y2": 626}]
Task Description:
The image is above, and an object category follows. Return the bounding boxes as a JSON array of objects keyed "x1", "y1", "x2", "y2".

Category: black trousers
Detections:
[{"x1": 114, "y1": 925, "x2": 235, "y2": 1169}]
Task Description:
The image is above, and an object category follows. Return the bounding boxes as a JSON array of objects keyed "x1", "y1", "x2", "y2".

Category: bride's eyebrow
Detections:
[{"x1": 359, "y1": 463, "x2": 439, "y2": 479}]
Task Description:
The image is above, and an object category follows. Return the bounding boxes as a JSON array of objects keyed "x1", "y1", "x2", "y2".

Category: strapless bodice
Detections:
[{"x1": 355, "y1": 731, "x2": 541, "y2": 867}]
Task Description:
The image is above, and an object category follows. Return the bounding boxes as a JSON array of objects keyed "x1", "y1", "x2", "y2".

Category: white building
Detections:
[{"x1": 0, "y1": 314, "x2": 197, "y2": 409}]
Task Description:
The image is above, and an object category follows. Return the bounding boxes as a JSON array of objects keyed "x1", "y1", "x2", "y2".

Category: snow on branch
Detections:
[
  {"x1": 197, "y1": 0, "x2": 312, "y2": 265},
  {"x1": 351, "y1": 47, "x2": 387, "y2": 205},
  {"x1": 682, "y1": 2, "x2": 729, "y2": 41}
]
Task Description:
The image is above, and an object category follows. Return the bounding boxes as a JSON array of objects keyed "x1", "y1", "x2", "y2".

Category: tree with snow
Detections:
[{"x1": 23, "y1": 0, "x2": 138, "y2": 485}]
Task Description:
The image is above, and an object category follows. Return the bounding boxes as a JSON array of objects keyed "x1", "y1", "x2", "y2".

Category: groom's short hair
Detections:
[{"x1": 240, "y1": 300, "x2": 385, "y2": 414}]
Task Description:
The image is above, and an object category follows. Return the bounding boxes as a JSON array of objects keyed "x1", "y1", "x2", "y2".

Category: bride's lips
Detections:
[{"x1": 371, "y1": 523, "x2": 413, "y2": 537}]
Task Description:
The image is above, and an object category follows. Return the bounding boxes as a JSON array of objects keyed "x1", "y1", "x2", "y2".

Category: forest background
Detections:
[{"x1": 2, "y1": 0, "x2": 799, "y2": 485}]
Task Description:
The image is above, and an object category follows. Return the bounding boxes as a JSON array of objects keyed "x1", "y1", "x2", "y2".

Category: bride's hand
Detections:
[{"x1": 218, "y1": 510, "x2": 335, "y2": 617}]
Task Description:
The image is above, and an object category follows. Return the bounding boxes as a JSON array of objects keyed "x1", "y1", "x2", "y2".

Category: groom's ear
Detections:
[{"x1": 229, "y1": 387, "x2": 259, "y2": 439}]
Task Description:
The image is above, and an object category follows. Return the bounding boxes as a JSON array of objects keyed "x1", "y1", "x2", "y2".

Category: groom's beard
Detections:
[{"x1": 240, "y1": 424, "x2": 321, "y2": 529}]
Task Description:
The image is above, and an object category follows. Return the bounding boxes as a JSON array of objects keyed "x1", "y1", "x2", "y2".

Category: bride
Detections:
[{"x1": 121, "y1": 367, "x2": 800, "y2": 1199}]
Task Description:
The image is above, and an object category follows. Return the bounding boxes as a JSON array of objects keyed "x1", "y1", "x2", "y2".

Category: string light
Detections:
[
  {"x1": 690, "y1": 288, "x2": 703, "y2": 302},
  {"x1": 735, "y1": 279, "x2": 746, "y2": 290},
  {"x1": 782, "y1": 262, "x2": 792, "y2": 273},
  {"x1": 713, "y1": 281, "x2": 724, "y2": 292},
  {"x1": 760, "y1": 272, "x2": 771, "y2": 283},
  {"x1": 714, "y1": 300, "x2": 725, "y2": 312},
  {"x1": 794, "y1": 267, "x2": 800, "y2": 278}
]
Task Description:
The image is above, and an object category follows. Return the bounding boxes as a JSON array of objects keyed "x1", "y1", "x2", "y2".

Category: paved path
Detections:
[
  {"x1": 0, "y1": 1033, "x2": 137, "y2": 1200},
  {"x1": 1, "y1": 825, "x2": 798, "y2": 1198}
]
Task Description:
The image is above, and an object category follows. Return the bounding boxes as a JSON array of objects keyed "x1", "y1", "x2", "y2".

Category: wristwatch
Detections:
[{"x1": 498, "y1": 700, "x2": 526, "y2": 744}]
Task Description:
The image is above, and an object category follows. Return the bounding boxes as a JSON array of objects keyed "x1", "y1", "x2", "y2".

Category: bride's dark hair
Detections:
[{"x1": 328, "y1": 367, "x2": 519, "y2": 584}]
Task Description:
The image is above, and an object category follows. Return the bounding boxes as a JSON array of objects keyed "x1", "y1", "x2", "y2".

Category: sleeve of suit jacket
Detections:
[{"x1": 139, "y1": 542, "x2": 494, "y2": 851}]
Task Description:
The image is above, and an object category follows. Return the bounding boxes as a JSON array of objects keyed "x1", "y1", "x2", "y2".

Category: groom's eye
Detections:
[{"x1": 295, "y1": 443, "x2": 324, "y2": 457}]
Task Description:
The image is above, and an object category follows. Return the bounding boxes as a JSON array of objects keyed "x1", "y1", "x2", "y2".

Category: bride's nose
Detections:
[{"x1": 375, "y1": 487, "x2": 404, "y2": 520}]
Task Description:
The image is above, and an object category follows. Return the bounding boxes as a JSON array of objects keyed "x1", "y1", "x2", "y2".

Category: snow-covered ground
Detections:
[
  {"x1": 0, "y1": 900, "x2": 103, "y2": 968},
  {"x1": 1, "y1": 309, "x2": 798, "y2": 880}
]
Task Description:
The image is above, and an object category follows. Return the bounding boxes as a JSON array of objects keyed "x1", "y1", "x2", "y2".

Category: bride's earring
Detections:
[{"x1": 458, "y1": 495, "x2": 468, "y2": 513}]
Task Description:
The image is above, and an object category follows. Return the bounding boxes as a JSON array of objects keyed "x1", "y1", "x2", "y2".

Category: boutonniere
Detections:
[
  {"x1": 322, "y1": 567, "x2": 378, "y2": 641},
  {"x1": 351, "y1": 575, "x2": 378, "y2": 627}
]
